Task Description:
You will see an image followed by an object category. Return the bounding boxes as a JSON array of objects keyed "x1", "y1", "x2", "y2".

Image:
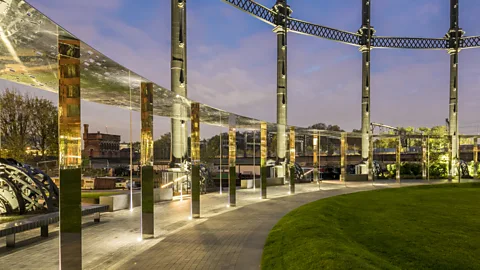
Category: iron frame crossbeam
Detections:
[
  {"x1": 221, "y1": 0, "x2": 480, "y2": 50},
  {"x1": 222, "y1": 0, "x2": 276, "y2": 26},
  {"x1": 372, "y1": 36, "x2": 448, "y2": 50},
  {"x1": 461, "y1": 36, "x2": 480, "y2": 49},
  {"x1": 288, "y1": 18, "x2": 360, "y2": 46}
]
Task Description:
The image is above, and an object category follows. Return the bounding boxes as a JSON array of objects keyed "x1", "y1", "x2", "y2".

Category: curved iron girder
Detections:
[
  {"x1": 222, "y1": 0, "x2": 276, "y2": 26},
  {"x1": 461, "y1": 36, "x2": 480, "y2": 49},
  {"x1": 221, "y1": 0, "x2": 480, "y2": 50},
  {"x1": 371, "y1": 36, "x2": 448, "y2": 50},
  {"x1": 288, "y1": 18, "x2": 361, "y2": 46}
]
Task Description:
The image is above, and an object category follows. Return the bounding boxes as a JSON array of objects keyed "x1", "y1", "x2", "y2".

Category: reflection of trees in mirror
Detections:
[{"x1": 0, "y1": 88, "x2": 58, "y2": 162}]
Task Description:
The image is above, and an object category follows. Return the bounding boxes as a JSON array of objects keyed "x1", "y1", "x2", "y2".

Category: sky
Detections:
[{"x1": 2, "y1": 0, "x2": 480, "y2": 141}]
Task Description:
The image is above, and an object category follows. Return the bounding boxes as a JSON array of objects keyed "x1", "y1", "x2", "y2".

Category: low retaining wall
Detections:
[
  {"x1": 240, "y1": 178, "x2": 284, "y2": 189},
  {"x1": 346, "y1": 174, "x2": 369, "y2": 181},
  {"x1": 100, "y1": 188, "x2": 173, "y2": 212}
]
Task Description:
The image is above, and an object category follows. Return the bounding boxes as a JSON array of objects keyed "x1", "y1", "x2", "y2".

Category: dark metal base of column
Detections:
[
  {"x1": 191, "y1": 164, "x2": 200, "y2": 218},
  {"x1": 261, "y1": 166, "x2": 267, "y2": 199},
  {"x1": 141, "y1": 166, "x2": 154, "y2": 238},
  {"x1": 59, "y1": 168, "x2": 82, "y2": 270},
  {"x1": 289, "y1": 166, "x2": 295, "y2": 194},
  {"x1": 169, "y1": 157, "x2": 183, "y2": 168},
  {"x1": 60, "y1": 232, "x2": 82, "y2": 269},
  {"x1": 229, "y1": 166, "x2": 236, "y2": 206},
  {"x1": 142, "y1": 212, "x2": 154, "y2": 239}
]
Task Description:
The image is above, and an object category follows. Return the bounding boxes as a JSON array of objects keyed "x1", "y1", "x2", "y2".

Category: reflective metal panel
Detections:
[
  {"x1": 340, "y1": 132, "x2": 346, "y2": 182},
  {"x1": 58, "y1": 35, "x2": 81, "y2": 169},
  {"x1": 141, "y1": 82, "x2": 153, "y2": 166},
  {"x1": 191, "y1": 103, "x2": 200, "y2": 165}
]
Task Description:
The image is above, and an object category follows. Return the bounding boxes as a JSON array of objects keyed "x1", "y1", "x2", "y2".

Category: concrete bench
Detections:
[
  {"x1": 241, "y1": 178, "x2": 284, "y2": 189},
  {"x1": 0, "y1": 204, "x2": 108, "y2": 248},
  {"x1": 99, "y1": 189, "x2": 173, "y2": 212}
]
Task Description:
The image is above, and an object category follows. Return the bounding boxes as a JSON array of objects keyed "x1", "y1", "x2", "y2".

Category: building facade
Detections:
[{"x1": 83, "y1": 124, "x2": 121, "y2": 158}]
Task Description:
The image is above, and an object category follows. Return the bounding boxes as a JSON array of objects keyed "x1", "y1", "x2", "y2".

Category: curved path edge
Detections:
[{"x1": 119, "y1": 183, "x2": 410, "y2": 270}]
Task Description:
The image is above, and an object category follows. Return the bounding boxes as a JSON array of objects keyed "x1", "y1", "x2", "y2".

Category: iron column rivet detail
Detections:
[
  {"x1": 58, "y1": 33, "x2": 82, "y2": 270},
  {"x1": 260, "y1": 122, "x2": 268, "y2": 199},
  {"x1": 191, "y1": 103, "x2": 200, "y2": 218},
  {"x1": 171, "y1": 0, "x2": 188, "y2": 166},
  {"x1": 289, "y1": 127, "x2": 295, "y2": 194},
  {"x1": 141, "y1": 82, "x2": 154, "y2": 239},
  {"x1": 228, "y1": 115, "x2": 237, "y2": 206}
]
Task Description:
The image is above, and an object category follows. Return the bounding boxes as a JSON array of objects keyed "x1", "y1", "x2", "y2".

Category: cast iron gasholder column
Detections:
[
  {"x1": 171, "y1": 0, "x2": 188, "y2": 166},
  {"x1": 359, "y1": 0, "x2": 375, "y2": 174},
  {"x1": 446, "y1": 0, "x2": 464, "y2": 179},
  {"x1": 272, "y1": 0, "x2": 292, "y2": 164}
]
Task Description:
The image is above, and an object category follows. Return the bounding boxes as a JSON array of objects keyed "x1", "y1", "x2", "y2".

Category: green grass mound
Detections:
[{"x1": 262, "y1": 183, "x2": 480, "y2": 269}]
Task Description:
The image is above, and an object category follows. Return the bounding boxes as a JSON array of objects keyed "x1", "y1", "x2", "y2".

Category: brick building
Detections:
[{"x1": 83, "y1": 124, "x2": 121, "y2": 158}]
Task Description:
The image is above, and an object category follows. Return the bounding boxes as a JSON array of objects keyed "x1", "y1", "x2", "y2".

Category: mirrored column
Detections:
[
  {"x1": 340, "y1": 132, "x2": 347, "y2": 182},
  {"x1": 422, "y1": 136, "x2": 427, "y2": 180},
  {"x1": 289, "y1": 127, "x2": 295, "y2": 194},
  {"x1": 141, "y1": 82, "x2": 154, "y2": 239},
  {"x1": 313, "y1": 134, "x2": 318, "y2": 182},
  {"x1": 261, "y1": 122, "x2": 267, "y2": 199},
  {"x1": 228, "y1": 115, "x2": 236, "y2": 206},
  {"x1": 474, "y1": 137, "x2": 478, "y2": 179},
  {"x1": 58, "y1": 34, "x2": 82, "y2": 270},
  {"x1": 396, "y1": 136, "x2": 401, "y2": 183},
  {"x1": 191, "y1": 103, "x2": 200, "y2": 218},
  {"x1": 448, "y1": 135, "x2": 453, "y2": 182},
  {"x1": 368, "y1": 135, "x2": 373, "y2": 181}
]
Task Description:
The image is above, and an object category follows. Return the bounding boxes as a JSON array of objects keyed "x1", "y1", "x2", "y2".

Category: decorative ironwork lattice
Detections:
[
  {"x1": 222, "y1": 0, "x2": 276, "y2": 25},
  {"x1": 223, "y1": 0, "x2": 480, "y2": 51},
  {"x1": 461, "y1": 36, "x2": 480, "y2": 48},
  {"x1": 288, "y1": 19, "x2": 361, "y2": 45},
  {"x1": 371, "y1": 37, "x2": 448, "y2": 49}
]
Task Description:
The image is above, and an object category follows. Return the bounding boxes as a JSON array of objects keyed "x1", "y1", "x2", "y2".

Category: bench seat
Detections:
[{"x1": 0, "y1": 204, "x2": 109, "y2": 248}]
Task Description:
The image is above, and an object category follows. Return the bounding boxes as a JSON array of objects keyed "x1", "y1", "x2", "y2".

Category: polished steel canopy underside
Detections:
[{"x1": 0, "y1": 0, "x2": 357, "y2": 138}]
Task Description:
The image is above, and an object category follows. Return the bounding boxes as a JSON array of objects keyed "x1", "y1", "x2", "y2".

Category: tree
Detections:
[
  {"x1": 29, "y1": 97, "x2": 58, "y2": 158},
  {"x1": 0, "y1": 89, "x2": 33, "y2": 160},
  {"x1": 154, "y1": 132, "x2": 171, "y2": 160},
  {"x1": 0, "y1": 89, "x2": 59, "y2": 161},
  {"x1": 203, "y1": 134, "x2": 221, "y2": 162}
]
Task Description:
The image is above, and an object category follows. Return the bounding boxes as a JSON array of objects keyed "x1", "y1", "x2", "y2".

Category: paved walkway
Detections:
[{"x1": 0, "y1": 180, "x2": 443, "y2": 269}]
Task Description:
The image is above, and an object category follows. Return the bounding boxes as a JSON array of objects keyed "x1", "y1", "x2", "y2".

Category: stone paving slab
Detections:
[{"x1": 0, "y1": 180, "x2": 447, "y2": 269}]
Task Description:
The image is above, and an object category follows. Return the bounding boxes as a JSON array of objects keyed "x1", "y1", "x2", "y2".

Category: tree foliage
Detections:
[{"x1": 0, "y1": 89, "x2": 58, "y2": 161}]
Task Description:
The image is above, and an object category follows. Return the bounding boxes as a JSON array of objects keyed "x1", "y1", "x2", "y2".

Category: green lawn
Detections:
[
  {"x1": 262, "y1": 182, "x2": 480, "y2": 270},
  {"x1": 81, "y1": 191, "x2": 125, "y2": 199}
]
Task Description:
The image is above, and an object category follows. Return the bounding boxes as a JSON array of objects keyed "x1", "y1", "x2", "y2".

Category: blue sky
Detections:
[{"x1": 4, "y1": 0, "x2": 480, "y2": 140}]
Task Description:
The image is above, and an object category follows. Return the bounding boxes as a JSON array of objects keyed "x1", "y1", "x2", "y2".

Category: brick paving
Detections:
[{"x1": 0, "y1": 180, "x2": 443, "y2": 269}]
